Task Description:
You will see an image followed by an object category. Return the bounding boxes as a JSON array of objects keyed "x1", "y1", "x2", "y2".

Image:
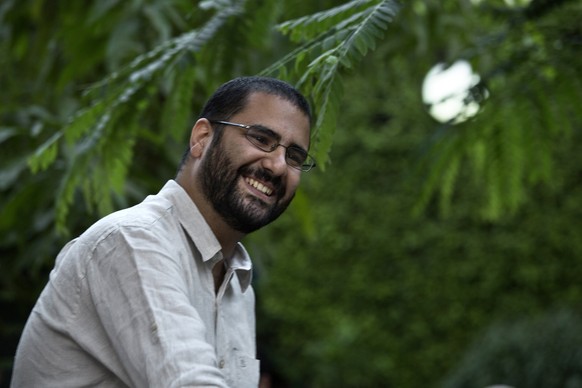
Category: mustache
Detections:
[{"x1": 240, "y1": 166, "x2": 285, "y2": 197}]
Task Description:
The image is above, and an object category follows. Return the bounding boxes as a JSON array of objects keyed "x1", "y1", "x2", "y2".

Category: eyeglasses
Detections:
[{"x1": 209, "y1": 120, "x2": 316, "y2": 172}]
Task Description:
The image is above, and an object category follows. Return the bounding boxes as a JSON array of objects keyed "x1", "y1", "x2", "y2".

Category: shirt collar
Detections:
[
  {"x1": 229, "y1": 243, "x2": 253, "y2": 293},
  {"x1": 157, "y1": 180, "x2": 253, "y2": 292}
]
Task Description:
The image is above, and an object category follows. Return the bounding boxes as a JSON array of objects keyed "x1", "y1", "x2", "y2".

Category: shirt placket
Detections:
[{"x1": 215, "y1": 268, "x2": 235, "y2": 379}]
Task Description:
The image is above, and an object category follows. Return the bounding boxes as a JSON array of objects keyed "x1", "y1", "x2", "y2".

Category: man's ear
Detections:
[{"x1": 189, "y1": 118, "x2": 213, "y2": 158}]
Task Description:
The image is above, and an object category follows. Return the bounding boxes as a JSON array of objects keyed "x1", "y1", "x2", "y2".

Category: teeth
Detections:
[{"x1": 246, "y1": 178, "x2": 273, "y2": 196}]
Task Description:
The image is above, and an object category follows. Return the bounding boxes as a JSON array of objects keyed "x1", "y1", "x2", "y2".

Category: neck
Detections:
[
  {"x1": 210, "y1": 217, "x2": 244, "y2": 259},
  {"x1": 176, "y1": 173, "x2": 245, "y2": 260},
  {"x1": 212, "y1": 258, "x2": 227, "y2": 293}
]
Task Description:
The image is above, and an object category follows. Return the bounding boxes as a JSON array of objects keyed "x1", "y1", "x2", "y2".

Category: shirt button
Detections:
[{"x1": 218, "y1": 359, "x2": 225, "y2": 369}]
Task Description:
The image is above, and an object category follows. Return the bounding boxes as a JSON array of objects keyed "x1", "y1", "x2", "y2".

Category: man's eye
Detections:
[
  {"x1": 287, "y1": 148, "x2": 307, "y2": 164},
  {"x1": 248, "y1": 128, "x2": 276, "y2": 147},
  {"x1": 250, "y1": 133, "x2": 271, "y2": 145}
]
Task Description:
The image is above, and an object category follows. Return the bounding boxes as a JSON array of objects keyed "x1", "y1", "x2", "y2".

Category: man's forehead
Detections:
[{"x1": 235, "y1": 92, "x2": 310, "y2": 141}]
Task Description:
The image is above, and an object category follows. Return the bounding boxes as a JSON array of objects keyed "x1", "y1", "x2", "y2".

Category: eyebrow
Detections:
[
  {"x1": 251, "y1": 123, "x2": 309, "y2": 153},
  {"x1": 251, "y1": 124, "x2": 280, "y2": 140}
]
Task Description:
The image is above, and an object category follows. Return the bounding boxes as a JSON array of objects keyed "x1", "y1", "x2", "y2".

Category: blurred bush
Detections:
[{"x1": 443, "y1": 309, "x2": 582, "y2": 388}]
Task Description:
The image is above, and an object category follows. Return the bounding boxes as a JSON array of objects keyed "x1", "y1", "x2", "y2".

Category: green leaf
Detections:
[
  {"x1": 28, "y1": 132, "x2": 62, "y2": 173},
  {"x1": 161, "y1": 62, "x2": 197, "y2": 141}
]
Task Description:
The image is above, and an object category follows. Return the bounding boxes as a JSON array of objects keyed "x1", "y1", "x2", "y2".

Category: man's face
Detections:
[{"x1": 199, "y1": 92, "x2": 311, "y2": 233}]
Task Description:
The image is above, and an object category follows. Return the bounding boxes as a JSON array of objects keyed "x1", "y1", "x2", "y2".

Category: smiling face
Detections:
[{"x1": 199, "y1": 92, "x2": 311, "y2": 233}]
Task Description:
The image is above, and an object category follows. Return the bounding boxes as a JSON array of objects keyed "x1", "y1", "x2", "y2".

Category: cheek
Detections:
[
  {"x1": 284, "y1": 174, "x2": 302, "y2": 198},
  {"x1": 237, "y1": 145, "x2": 265, "y2": 165}
]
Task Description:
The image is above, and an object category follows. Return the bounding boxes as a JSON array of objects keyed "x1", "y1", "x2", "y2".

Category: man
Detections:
[{"x1": 12, "y1": 76, "x2": 315, "y2": 387}]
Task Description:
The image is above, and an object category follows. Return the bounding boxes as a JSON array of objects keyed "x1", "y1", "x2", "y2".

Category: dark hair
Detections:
[
  {"x1": 178, "y1": 76, "x2": 312, "y2": 170},
  {"x1": 200, "y1": 76, "x2": 311, "y2": 123}
]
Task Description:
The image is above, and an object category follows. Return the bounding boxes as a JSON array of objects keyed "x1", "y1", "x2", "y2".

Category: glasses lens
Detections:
[
  {"x1": 245, "y1": 125, "x2": 315, "y2": 172},
  {"x1": 300, "y1": 156, "x2": 315, "y2": 172},
  {"x1": 285, "y1": 147, "x2": 308, "y2": 169},
  {"x1": 246, "y1": 127, "x2": 278, "y2": 151}
]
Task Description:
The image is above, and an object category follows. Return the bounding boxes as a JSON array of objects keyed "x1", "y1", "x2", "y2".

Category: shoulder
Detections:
[{"x1": 71, "y1": 192, "x2": 180, "y2": 261}]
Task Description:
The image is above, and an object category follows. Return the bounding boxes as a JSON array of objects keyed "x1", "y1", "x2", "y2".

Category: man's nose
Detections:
[{"x1": 261, "y1": 145, "x2": 288, "y2": 175}]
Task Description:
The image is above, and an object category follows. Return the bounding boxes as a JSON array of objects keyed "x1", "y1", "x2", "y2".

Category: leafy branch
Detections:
[
  {"x1": 24, "y1": 0, "x2": 402, "y2": 232},
  {"x1": 262, "y1": 0, "x2": 401, "y2": 168},
  {"x1": 27, "y1": 0, "x2": 246, "y2": 233},
  {"x1": 413, "y1": 0, "x2": 582, "y2": 220}
]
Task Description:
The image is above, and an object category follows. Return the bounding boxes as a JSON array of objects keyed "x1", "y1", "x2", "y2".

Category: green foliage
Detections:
[
  {"x1": 264, "y1": 0, "x2": 401, "y2": 167},
  {"x1": 26, "y1": 0, "x2": 249, "y2": 233},
  {"x1": 252, "y1": 70, "x2": 582, "y2": 386},
  {"x1": 411, "y1": 0, "x2": 582, "y2": 220},
  {"x1": 18, "y1": 0, "x2": 402, "y2": 231}
]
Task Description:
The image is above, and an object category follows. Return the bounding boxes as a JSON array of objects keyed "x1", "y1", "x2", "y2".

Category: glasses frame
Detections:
[{"x1": 209, "y1": 120, "x2": 316, "y2": 172}]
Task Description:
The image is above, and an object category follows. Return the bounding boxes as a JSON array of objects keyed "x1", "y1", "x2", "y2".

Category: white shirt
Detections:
[{"x1": 12, "y1": 180, "x2": 259, "y2": 387}]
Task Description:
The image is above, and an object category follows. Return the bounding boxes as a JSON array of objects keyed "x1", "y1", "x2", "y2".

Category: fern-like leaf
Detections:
[
  {"x1": 264, "y1": 0, "x2": 400, "y2": 167},
  {"x1": 29, "y1": 0, "x2": 247, "y2": 233},
  {"x1": 28, "y1": 132, "x2": 62, "y2": 173}
]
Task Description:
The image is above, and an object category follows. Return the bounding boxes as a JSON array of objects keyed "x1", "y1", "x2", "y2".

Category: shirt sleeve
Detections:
[{"x1": 83, "y1": 226, "x2": 228, "y2": 388}]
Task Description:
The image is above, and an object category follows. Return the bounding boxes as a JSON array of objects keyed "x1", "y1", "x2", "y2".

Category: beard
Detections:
[{"x1": 199, "y1": 138, "x2": 293, "y2": 234}]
